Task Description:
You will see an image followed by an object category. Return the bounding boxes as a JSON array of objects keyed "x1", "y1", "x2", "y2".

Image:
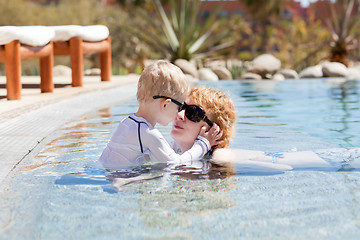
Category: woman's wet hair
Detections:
[{"x1": 188, "y1": 86, "x2": 236, "y2": 149}]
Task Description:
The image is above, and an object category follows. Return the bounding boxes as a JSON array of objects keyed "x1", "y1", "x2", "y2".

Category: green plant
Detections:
[
  {"x1": 239, "y1": 0, "x2": 287, "y2": 57},
  {"x1": 230, "y1": 65, "x2": 244, "y2": 79},
  {"x1": 132, "y1": 0, "x2": 235, "y2": 62},
  {"x1": 325, "y1": 0, "x2": 360, "y2": 66},
  {"x1": 274, "y1": 14, "x2": 330, "y2": 71}
]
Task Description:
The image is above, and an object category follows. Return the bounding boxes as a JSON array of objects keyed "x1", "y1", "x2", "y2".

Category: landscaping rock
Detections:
[
  {"x1": 85, "y1": 68, "x2": 101, "y2": 76},
  {"x1": 198, "y1": 68, "x2": 219, "y2": 81},
  {"x1": 250, "y1": 54, "x2": 281, "y2": 78},
  {"x1": 53, "y1": 65, "x2": 71, "y2": 77},
  {"x1": 299, "y1": 65, "x2": 323, "y2": 78},
  {"x1": 271, "y1": 73, "x2": 285, "y2": 81},
  {"x1": 322, "y1": 62, "x2": 348, "y2": 77},
  {"x1": 174, "y1": 59, "x2": 198, "y2": 78},
  {"x1": 205, "y1": 59, "x2": 227, "y2": 68},
  {"x1": 347, "y1": 66, "x2": 360, "y2": 80},
  {"x1": 240, "y1": 72, "x2": 262, "y2": 80},
  {"x1": 185, "y1": 74, "x2": 199, "y2": 85},
  {"x1": 211, "y1": 66, "x2": 232, "y2": 80},
  {"x1": 205, "y1": 58, "x2": 242, "y2": 69},
  {"x1": 278, "y1": 69, "x2": 299, "y2": 79}
]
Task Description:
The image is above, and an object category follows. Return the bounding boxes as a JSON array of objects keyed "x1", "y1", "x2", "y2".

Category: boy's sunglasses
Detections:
[{"x1": 153, "y1": 96, "x2": 213, "y2": 127}]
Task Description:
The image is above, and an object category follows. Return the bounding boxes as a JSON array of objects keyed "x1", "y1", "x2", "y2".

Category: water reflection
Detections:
[
  {"x1": 327, "y1": 80, "x2": 359, "y2": 147},
  {"x1": 240, "y1": 81, "x2": 281, "y2": 111},
  {"x1": 172, "y1": 161, "x2": 236, "y2": 180},
  {"x1": 55, "y1": 172, "x2": 110, "y2": 186},
  {"x1": 4, "y1": 80, "x2": 360, "y2": 239},
  {"x1": 22, "y1": 160, "x2": 73, "y2": 172},
  {"x1": 97, "y1": 107, "x2": 114, "y2": 126},
  {"x1": 106, "y1": 160, "x2": 237, "y2": 191},
  {"x1": 24, "y1": 108, "x2": 116, "y2": 172},
  {"x1": 108, "y1": 167, "x2": 238, "y2": 232},
  {"x1": 233, "y1": 79, "x2": 360, "y2": 148},
  {"x1": 328, "y1": 79, "x2": 358, "y2": 99}
]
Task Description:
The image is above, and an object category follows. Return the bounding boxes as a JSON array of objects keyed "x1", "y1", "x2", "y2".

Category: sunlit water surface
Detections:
[{"x1": 1, "y1": 79, "x2": 360, "y2": 239}]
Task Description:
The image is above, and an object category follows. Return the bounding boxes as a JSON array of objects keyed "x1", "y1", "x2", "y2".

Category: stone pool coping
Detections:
[{"x1": 0, "y1": 74, "x2": 139, "y2": 187}]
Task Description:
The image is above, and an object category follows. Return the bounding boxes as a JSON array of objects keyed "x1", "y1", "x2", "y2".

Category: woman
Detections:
[
  {"x1": 170, "y1": 86, "x2": 294, "y2": 175},
  {"x1": 170, "y1": 86, "x2": 360, "y2": 173},
  {"x1": 171, "y1": 86, "x2": 236, "y2": 154},
  {"x1": 111, "y1": 86, "x2": 359, "y2": 188}
]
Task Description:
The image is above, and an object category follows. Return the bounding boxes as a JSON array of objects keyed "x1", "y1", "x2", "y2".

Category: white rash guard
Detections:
[{"x1": 99, "y1": 114, "x2": 210, "y2": 169}]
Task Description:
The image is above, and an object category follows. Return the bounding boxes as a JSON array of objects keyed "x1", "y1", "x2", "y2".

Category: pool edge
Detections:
[{"x1": 0, "y1": 76, "x2": 138, "y2": 190}]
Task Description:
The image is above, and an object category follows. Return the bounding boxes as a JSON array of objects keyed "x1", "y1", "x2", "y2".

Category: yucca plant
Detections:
[
  {"x1": 325, "y1": 0, "x2": 360, "y2": 66},
  {"x1": 131, "y1": 0, "x2": 234, "y2": 62}
]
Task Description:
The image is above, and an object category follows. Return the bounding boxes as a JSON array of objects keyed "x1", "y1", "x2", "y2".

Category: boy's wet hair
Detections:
[{"x1": 137, "y1": 60, "x2": 190, "y2": 103}]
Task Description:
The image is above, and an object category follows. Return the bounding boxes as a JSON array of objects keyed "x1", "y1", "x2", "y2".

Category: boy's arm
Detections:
[{"x1": 143, "y1": 129, "x2": 210, "y2": 164}]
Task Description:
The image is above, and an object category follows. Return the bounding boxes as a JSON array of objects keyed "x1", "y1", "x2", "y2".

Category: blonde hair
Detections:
[
  {"x1": 137, "y1": 60, "x2": 190, "y2": 103},
  {"x1": 189, "y1": 86, "x2": 236, "y2": 149}
]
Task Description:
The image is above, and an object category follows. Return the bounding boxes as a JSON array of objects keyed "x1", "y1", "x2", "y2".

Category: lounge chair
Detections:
[
  {"x1": 50, "y1": 25, "x2": 112, "y2": 87},
  {"x1": 0, "y1": 26, "x2": 55, "y2": 100}
]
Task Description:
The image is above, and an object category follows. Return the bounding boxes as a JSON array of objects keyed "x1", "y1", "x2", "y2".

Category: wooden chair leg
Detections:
[
  {"x1": 40, "y1": 41, "x2": 54, "y2": 93},
  {"x1": 100, "y1": 37, "x2": 112, "y2": 82},
  {"x1": 70, "y1": 37, "x2": 83, "y2": 87},
  {"x1": 5, "y1": 40, "x2": 22, "y2": 100}
]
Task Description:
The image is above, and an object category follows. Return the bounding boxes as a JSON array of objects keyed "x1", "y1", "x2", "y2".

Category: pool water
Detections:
[{"x1": 1, "y1": 79, "x2": 360, "y2": 239}]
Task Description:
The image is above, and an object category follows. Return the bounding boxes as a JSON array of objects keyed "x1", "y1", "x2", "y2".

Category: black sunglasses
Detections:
[
  {"x1": 153, "y1": 96, "x2": 213, "y2": 127},
  {"x1": 153, "y1": 95, "x2": 183, "y2": 109},
  {"x1": 180, "y1": 103, "x2": 213, "y2": 127}
]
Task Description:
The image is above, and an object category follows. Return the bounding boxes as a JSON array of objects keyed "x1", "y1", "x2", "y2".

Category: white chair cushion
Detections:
[
  {"x1": 0, "y1": 26, "x2": 55, "y2": 46},
  {"x1": 50, "y1": 25, "x2": 109, "y2": 42}
]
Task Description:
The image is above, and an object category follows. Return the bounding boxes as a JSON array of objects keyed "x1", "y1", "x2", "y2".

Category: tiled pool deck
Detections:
[{"x1": 0, "y1": 74, "x2": 139, "y2": 187}]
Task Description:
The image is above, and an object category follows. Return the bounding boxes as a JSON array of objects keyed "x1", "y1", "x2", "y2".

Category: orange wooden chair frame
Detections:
[
  {"x1": 0, "y1": 40, "x2": 53, "y2": 100},
  {"x1": 53, "y1": 36, "x2": 112, "y2": 87}
]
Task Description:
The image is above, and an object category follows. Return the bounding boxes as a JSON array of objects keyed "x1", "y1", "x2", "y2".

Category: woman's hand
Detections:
[{"x1": 199, "y1": 123, "x2": 223, "y2": 147}]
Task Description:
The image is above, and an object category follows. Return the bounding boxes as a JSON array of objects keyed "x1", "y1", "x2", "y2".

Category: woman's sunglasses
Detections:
[{"x1": 153, "y1": 96, "x2": 213, "y2": 127}]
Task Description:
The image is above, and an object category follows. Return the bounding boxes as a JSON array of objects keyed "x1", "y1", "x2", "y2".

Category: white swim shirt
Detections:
[{"x1": 99, "y1": 114, "x2": 210, "y2": 169}]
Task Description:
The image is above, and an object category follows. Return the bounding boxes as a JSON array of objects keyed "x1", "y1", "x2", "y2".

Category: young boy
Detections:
[{"x1": 99, "y1": 60, "x2": 221, "y2": 169}]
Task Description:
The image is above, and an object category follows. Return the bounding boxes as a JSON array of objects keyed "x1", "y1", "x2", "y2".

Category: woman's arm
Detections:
[
  {"x1": 211, "y1": 148, "x2": 332, "y2": 170},
  {"x1": 211, "y1": 148, "x2": 292, "y2": 172}
]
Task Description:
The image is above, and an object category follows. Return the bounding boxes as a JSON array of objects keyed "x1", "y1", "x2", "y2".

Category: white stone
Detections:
[
  {"x1": 211, "y1": 66, "x2": 232, "y2": 80},
  {"x1": 250, "y1": 54, "x2": 281, "y2": 77},
  {"x1": 185, "y1": 74, "x2": 199, "y2": 85},
  {"x1": 278, "y1": 69, "x2": 299, "y2": 79},
  {"x1": 271, "y1": 73, "x2": 285, "y2": 81},
  {"x1": 84, "y1": 68, "x2": 101, "y2": 76},
  {"x1": 322, "y1": 62, "x2": 348, "y2": 77},
  {"x1": 53, "y1": 65, "x2": 71, "y2": 77},
  {"x1": 198, "y1": 68, "x2": 219, "y2": 81},
  {"x1": 347, "y1": 67, "x2": 360, "y2": 80},
  {"x1": 174, "y1": 59, "x2": 198, "y2": 78},
  {"x1": 299, "y1": 65, "x2": 323, "y2": 78},
  {"x1": 240, "y1": 72, "x2": 262, "y2": 80}
]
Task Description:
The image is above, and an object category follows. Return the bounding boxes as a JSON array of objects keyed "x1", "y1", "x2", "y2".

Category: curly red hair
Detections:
[{"x1": 188, "y1": 86, "x2": 236, "y2": 149}]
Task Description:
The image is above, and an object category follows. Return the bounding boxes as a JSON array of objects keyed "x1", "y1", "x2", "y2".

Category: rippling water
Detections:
[
  {"x1": 224, "y1": 79, "x2": 360, "y2": 151},
  {"x1": 0, "y1": 79, "x2": 360, "y2": 239}
]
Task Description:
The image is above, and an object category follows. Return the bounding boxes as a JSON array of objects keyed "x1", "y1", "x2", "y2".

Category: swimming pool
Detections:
[{"x1": 0, "y1": 79, "x2": 359, "y2": 239}]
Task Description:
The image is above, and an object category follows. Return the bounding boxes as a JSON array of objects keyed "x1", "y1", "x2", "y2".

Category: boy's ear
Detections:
[{"x1": 160, "y1": 98, "x2": 172, "y2": 110}]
